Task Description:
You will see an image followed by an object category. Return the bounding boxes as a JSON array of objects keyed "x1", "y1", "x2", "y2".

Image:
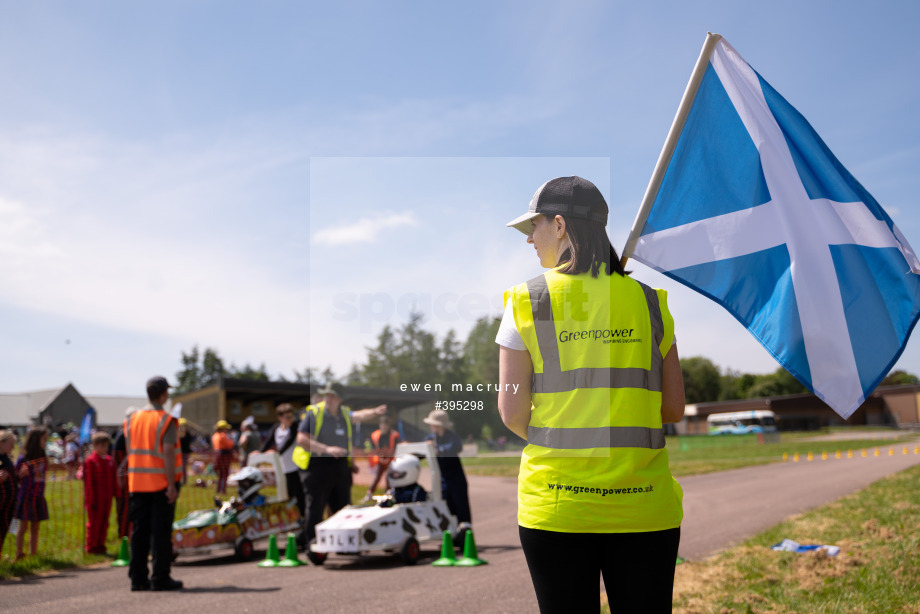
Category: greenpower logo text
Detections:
[{"x1": 558, "y1": 328, "x2": 635, "y2": 343}]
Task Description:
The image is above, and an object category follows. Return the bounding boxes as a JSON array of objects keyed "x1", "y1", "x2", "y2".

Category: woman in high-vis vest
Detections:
[{"x1": 497, "y1": 176, "x2": 686, "y2": 614}]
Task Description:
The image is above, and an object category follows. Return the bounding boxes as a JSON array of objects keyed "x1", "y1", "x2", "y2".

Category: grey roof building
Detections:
[{"x1": 0, "y1": 383, "x2": 147, "y2": 431}]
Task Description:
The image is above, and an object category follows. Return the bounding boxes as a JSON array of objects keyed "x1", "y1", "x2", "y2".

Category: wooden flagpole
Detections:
[{"x1": 620, "y1": 32, "x2": 723, "y2": 268}]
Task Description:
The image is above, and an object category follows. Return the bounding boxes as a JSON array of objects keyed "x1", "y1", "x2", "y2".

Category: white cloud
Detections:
[
  {"x1": 312, "y1": 212, "x2": 419, "y2": 246},
  {"x1": 0, "y1": 197, "x2": 69, "y2": 276},
  {"x1": 0, "y1": 126, "x2": 310, "y2": 384}
]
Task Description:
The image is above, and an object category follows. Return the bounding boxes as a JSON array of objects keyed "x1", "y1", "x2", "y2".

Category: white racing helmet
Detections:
[
  {"x1": 228, "y1": 465, "x2": 265, "y2": 502},
  {"x1": 387, "y1": 454, "x2": 420, "y2": 488}
]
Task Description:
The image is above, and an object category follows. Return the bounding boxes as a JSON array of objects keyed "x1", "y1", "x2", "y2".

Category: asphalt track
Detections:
[{"x1": 3, "y1": 444, "x2": 919, "y2": 613}]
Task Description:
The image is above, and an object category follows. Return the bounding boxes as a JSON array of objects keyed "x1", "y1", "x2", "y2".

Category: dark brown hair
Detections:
[
  {"x1": 23, "y1": 426, "x2": 48, "y2": 461},
  {"x1": 549, "y1": 207, "x2": 627, "y2": 277}
]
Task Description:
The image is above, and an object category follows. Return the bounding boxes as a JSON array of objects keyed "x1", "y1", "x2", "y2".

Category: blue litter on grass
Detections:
[{"x1": 771, "y1": 538, "x2": 839, "y2": 556}]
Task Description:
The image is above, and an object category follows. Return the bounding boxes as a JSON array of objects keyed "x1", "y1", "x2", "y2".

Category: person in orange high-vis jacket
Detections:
[
  {"x1": 211, "y1": 420, "x2": 235, "y2": 494},
  {"x1": 125, "y1": 376, "x2": 183, "y2": 592},
  {"x1": 363, "y1": 415, "x2": 401, "y2": 500}
]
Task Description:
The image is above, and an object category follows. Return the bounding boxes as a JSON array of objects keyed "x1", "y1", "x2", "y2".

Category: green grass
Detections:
[
  {"x1": 0, "y1": 466, "x2": 273, "y2": 580},
  {"x1": 461, "y1": 430, "x2": 920, "y2": 479},
  {"x1": 0, "y1": 470, "x2": 393, "y2": 580},
  {"x1": 667, "y1": 432, "x2": 916, "y2": 476},
  {"x1": 671, "y1": 463, "x2": 920, "y2": 613},
  {"x1": 4, "y1": 430, "x2": 916, "y2": 583}
]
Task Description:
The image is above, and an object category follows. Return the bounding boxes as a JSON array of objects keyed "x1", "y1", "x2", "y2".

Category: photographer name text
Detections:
[{"x1": 400, "y1": 382, "x2": 520, "y2": 394}]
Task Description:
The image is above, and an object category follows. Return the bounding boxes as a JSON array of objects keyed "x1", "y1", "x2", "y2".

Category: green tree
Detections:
[
  {"x1": 228, "y1": 362, "x2": 270, "y2": 381},
  {"x1": 438, "y1": 330, "x2": 468, "y2": 390},
  {"x1": 681, "y1": 356, "x2": 721, "y2": 403},
  {"x1": 176, "y1": 345, "x2": 202, "y2": 394},
  {"x1": 201, "y1": 348, "x2": 227, "y2": 387},
  {"x1": 881, "y1": 369, "x2": 919, "y2": 386},
  {"x1": 459, "y1": 316, "x2": 505, "y2": 440},
  {"x1": 344, "y1": 364, "x2": 366, "y2": 386},
  {"x1": 465, "y1": 316, "x2": 501, "y2": 387},
  {"x1": 718, "y1": 369, "x2": 758, "y2": 401},
  {"x1": 175, "y1": 345, "x2": 228, "y2": 393},
  {"x1": 356, "y1": 313, "x2": 443, "y2": 389},
  {"x1": 358, "y1": 325, "x2": 402, "y2": 388},
  {"x1": 321, "y1": 366, "x2": 337, "y2": 385},
  {"x1": 292, "y1": 367, "x2": 319, "y2": 385},
  {"x1": 352, "y1": 312, "x2": 508, "y2": 438},
  {"x1": 746, "y1": 366, "x2": 807, "y2": 398}
]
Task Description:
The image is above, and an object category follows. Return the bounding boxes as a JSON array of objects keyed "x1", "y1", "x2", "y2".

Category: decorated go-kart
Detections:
[
  {"x1": 309, "y1": 441, "x2": 466, "y2": 566},
  {"x1": 171, "y1": 451, "x2": 301, "y2": 561}
]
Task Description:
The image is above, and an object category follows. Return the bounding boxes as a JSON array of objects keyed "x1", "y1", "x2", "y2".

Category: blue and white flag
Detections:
[
  {"x1": 79, "y1": 406, "x2": 95, "y2": 445},
  {"x1": 630, "y1": 36, "x2": 920, "y2": 419}
]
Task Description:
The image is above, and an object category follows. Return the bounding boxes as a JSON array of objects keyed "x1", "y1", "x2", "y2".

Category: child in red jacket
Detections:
[{"x1": 84, "y1": 431, "x2": 119, "y2": 554}]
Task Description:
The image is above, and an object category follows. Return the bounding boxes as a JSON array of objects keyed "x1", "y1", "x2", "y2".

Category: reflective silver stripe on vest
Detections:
[
  {"x1": 154, "y1": 413, "x2": 171, "y2": 457},
  {"x1": 527, "y1": 425, "x2": 666, "y2": 450},
  {"x1": 526, "y1": 275, "x2": 665, "y2": 395},
  {"x1": 525, "y1": 274, "x2": 666, "y2": 450},
  {"x1": 532, "y1": 367, "x2": 655, "y2": 394},
  {"x1": 126, "y1": 410, "x2": 168, "y2": 463},
  {"x1": 528, "y1": 276, "x2": 561, "y2": 393},
  {"x1": 128, "y1": 467, "x2": 167, "y2": 475},
  {"x1": 639, "y1": 281, "x2": 665, "y2": 389}
]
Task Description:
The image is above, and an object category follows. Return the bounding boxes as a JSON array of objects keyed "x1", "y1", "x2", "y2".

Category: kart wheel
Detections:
[
  {"x1": 234, "y1": 538, "x2": 254, "y2": 561},
  {"x1": 399, "y1": 537, "x2": 420, "y2": 565},
  {"x1": 307, "y1": 551, "x2": 327, "y2": 566}
]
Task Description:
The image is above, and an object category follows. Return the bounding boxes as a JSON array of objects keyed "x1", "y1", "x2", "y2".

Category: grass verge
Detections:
[
  {"x1": 461, "y1": 430, "x2": 920, "y2": 479},
  {"x1": 0, "y1": 481, "x2": 374, "y2": 580},
  {"x1": 671, "y1": 463, "x2": 920, "y2": 613}
]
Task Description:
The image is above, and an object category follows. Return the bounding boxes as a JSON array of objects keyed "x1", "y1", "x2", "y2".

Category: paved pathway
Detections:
[
  {"x1": 679, "y1": 442, "x2": 920, "y2": 560},
  {"x1": 4, "y1": 444, "x2": 920, "y2": 613}
]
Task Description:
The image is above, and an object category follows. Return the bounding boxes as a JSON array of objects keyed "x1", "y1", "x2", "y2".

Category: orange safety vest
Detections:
[
  {"x1": 369, "y1": 429, "x2": 399, "y2": 466},
  {"x1": 124, "y1": 409, "x2": 182, "y2": 492},
  {"x1": 212, "y1": 431, "x2": 235, "y2": 451}
]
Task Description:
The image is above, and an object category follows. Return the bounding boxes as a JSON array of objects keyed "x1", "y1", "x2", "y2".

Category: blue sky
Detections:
[{"x1": 1, "y1": 1, "x2": 919, "y2": 396}]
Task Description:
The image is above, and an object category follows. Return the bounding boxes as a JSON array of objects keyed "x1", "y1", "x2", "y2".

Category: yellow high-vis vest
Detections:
[
  {"x1": 505, "y1": 266, "x2": 683, "y2": 533},
  {"x1": 292, "y1": 402, "x2": 353, "y2": 470}
]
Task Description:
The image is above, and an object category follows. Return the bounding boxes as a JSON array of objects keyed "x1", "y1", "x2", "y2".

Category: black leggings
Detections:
[{"x1": 519, "y1": 526, "x2": 680, "y2": 614}]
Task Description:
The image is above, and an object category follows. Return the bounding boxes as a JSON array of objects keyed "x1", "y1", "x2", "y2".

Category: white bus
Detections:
[{"x1": 707, "y1": 410, "x2": 778, "y2": 435}]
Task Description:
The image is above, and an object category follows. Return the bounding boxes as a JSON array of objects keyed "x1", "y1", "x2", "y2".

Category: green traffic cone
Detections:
[
  {"x1": 258, "y1": 534, "x2": 280, "y2": 567},
  {"x1": 431, "y1": 531, "x2": 456, "y2": 567},
  {"x1": 277, "y1": 533, "x2": 304, "y2": 567},
  {"x1": 111, "y1": 536, "x2": 130, "y2": 567},
  {"x1": 455, "y1": 529, "x2": 487, "y2": 566}
]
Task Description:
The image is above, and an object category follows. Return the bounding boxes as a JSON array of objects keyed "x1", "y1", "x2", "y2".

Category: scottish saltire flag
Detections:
[{"x1": 630, "y1": 36, "x2": 920, "y2": 419}]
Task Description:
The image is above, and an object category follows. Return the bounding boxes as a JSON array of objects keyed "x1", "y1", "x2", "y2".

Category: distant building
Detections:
[
  {"x1": 171, "y1": 378, "x2": 437, "y2": 440},
  {"x1": 0, "y1": 383, "x2": 147, "y2": 432},
  {"x1": 677, "y1": 384, "x2": 920, "y2": 434},
  {"x1": 1, "y1": 379, "x2": 439, "y2": 442}
]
